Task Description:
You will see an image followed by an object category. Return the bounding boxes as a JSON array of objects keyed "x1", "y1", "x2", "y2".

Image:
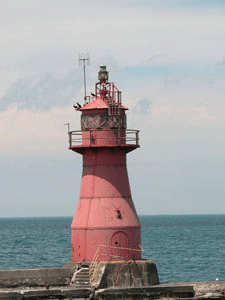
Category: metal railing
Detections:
[
  {"x1": 89, "y1": 245, "x2": 143, "y2": 284},
  {"x1": 95, "y1": 81, "x2": 122, "y2": 116},
  {"x1": 68, "y1": 129, "x2": 139, "y2": 147}
]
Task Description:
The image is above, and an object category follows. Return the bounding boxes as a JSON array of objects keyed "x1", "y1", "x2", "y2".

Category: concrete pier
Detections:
[
  {"x1": 0, "y1": 265, "x2": 225, "y2": 300},
  {"x1": 1, "y1": 282, "x2": 225, "y2": 299}
]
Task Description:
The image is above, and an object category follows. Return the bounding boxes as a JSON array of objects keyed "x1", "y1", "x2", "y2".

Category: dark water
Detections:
[{"x1": 0, "y1": 215, "x2": 225, "y2": 283}]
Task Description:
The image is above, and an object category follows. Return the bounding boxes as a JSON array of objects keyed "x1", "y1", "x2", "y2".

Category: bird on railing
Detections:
[{"x1": 73, "y1": 102, "x2": 82, "y2": 110}]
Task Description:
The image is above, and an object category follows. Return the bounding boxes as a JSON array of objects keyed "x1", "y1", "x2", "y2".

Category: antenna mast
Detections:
[{"x1": 79, "y1": 54, "x2": 90, "y2": 105}]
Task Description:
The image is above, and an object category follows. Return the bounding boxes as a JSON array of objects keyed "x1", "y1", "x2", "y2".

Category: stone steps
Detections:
[{"x1": 72, "y1": 267, "x2": 91, "y2": 288}]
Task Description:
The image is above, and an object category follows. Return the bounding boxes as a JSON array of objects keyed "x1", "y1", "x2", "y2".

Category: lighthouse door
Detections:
[{"x1": 111, "y1": 231, "x2": 128, "y2": 260}]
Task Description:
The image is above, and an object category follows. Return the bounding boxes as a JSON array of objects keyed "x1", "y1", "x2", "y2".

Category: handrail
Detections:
[
  {"x1": 95, "y1": 81, "x2": 122, "y2": 116},
  {"x1": 68, "y1": 129, "x2": 140, "y2": 147},
  {"x1": 89, "y1": 245, "x2": 143, "y2": 284}
]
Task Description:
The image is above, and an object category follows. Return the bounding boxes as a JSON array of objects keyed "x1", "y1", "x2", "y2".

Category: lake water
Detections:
[{"x1": 0, "y1": 214, "x2": 224, "y2": 283}]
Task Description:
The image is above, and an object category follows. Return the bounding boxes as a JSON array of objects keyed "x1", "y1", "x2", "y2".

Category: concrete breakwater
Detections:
[
  {"x1": 1, "y1": 282, "x2": 225, "y2": 300},
  {"x1": 0, "y1": 261, "x2": 224, "y2": 300}
]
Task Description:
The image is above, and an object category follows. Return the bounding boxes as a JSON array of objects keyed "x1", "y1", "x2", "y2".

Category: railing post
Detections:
[
  {"x1": 136, "y1": 131, "x2": 139, "y2": 146},
  {"x1": 69, "y1": 132, "x2": 72, "y2": 147}
]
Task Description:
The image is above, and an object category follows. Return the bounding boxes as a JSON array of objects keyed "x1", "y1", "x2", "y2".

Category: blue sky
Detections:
[{"x1": 0, "y1": 0, "x2": 225, "y2": 217}]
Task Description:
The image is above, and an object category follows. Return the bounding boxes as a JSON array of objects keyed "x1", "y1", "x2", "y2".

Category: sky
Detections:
[{"x1": 0, "y1": 0, "x2": 225, "y2": 217}]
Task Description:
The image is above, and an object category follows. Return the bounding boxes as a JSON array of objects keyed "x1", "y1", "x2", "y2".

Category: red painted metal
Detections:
[{"x1": 68, "y1": 66, "x2": 141, "y2": 262}]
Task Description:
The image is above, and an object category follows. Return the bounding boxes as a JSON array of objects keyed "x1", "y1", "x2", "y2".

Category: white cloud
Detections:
[
  {"x1": 1, "y1": 3, "x2": 225, "y2": 73},
  {"x1": 0, "y1": 71, "x2": 81, "y2": 111},
  {"x1": 0, "y1": 106, "x2": 79, "y2": 157},
  {"x1": 1, "y1": 1, "x2": 225, "y2": 216}
]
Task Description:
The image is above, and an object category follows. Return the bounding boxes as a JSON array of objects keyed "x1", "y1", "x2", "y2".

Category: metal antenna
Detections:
[{"x1": 79, "y1": 53, "x2": 90, "y2": 105}]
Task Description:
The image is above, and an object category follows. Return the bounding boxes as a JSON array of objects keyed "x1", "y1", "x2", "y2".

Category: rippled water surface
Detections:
[{"x1": 0, "y1": 215, "x2": 225, "y2": 283}]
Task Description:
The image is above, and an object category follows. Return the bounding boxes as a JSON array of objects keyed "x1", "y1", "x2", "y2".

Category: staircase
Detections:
[{"x1": 71, "y1": 265, "x2": 91, "y2": 288}]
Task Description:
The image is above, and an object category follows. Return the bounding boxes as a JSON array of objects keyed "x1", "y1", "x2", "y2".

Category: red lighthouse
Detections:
[{"x1": 68, "y1": 66, "x2": 141, "y2": 262}]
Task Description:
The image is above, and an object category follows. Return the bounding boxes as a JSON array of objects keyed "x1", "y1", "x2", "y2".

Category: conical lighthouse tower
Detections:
[{"x1": 68, "y1": 66, "x2": 141, "y2": 262}]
